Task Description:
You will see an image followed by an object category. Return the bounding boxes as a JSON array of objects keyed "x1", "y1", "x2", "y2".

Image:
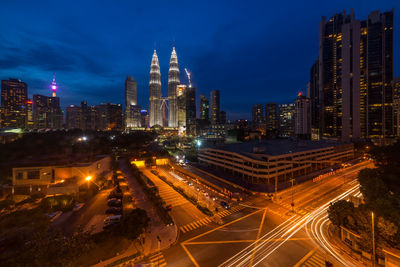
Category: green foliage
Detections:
[
  {"x1": 327, "y1": 200, "x2": 354, "y2": 227},
  {"x1": 117, "y1": 208, "x2": 149, "y2": 240},
  {"x1": 155, "y1": 172, "x2": 213, "y2": 216},
  {"x1": 126, "y1": 160, "x2": 173, "y2": 225},
  {"x1": 40, "y1": 195, "x2": 76, "y2": 212}
]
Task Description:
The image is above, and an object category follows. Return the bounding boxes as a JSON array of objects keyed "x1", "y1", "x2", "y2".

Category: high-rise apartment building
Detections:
[
  {"x1": 278, "y1": 103, "x2": 295, "y2": 137},
  {"x1": 394, "y1": 77, "x2": 400, "y2": 136},
  {"x1": 210, "y1": 90, "x2": 220, "y2": 125},
  {"x1": 309, "y1": 59, "x2": 320, "y2": 138},
  {"x1": 295, "y1": 94, "x2": 311, "y2": 138},
  {"x1": 149, "y1": 50, "x2": 162, "y2": 127},
  {"x1": 32, "y1": 94, "x2": 63, "y2": 129},
  {"x1": 200, "y1": 95, "x2": 209, "y2": 123},
  {"x1": 1, "y1": 78, "x2": 28, "y2": 128},
  {"x1": 252, "y1": 104, "x2": 265, "y2": 127},
  {"x1": 168, "y1": 47, "x2": 180, "y2": 128},
  {"x1": 186, "y1": 86, "x2": 196, "y2": 135},
  {"x1": 25, "y1": 99, "x2": 33, "y2": 129},
  {"x1": 176, "y1": 85, "x2": 187, "y2": 132},
  {"x1": 66, "y1": 105, "x2": 83, "y2": 129},
  {"x1": 96, "y1": 103, "x2": 122, "y2": 131},
  {"x1": 219, "y1": 111, "x2": 226, "y2": 125},
  {"x1": 265, "y1": 103, "x2": 278, "y2": 134},
  {"x1": 125, "y1": 76, "x2": 141, "y2": 129},
  {"x1": 316, "y1": 9, "x2": 394, "y2": 143}
]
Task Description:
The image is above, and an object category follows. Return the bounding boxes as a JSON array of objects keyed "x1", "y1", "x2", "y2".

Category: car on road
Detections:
[
  {"x1": 220, "y1": 201, "x2": 230, "y2": 209},
  {"x1": 103, "y1": 215, "x2": 121, "y2": 229},
  {"x1": 108, "y1": 198, "x2": 122, "y2": 207},
  {"x1": 106, "y1": 207, "x2": 123, "y2": 215},
  {"x1": 165, "y1": 205, "x2": 172, "y2": 211}
]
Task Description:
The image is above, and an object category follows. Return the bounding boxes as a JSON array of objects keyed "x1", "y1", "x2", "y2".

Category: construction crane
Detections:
[{"x1": 184, "y1": 68, "x2": 192, "y2": 87}]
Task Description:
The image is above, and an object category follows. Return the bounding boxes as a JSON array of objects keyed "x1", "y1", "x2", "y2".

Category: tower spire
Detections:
[{"x1": 51, "y1": 72, "x2": 57, "y2": 97}]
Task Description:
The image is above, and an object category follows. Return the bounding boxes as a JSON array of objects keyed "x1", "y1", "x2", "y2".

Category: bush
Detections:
[{"x1": 40, "y1": 195, "x2": 76, "y2": 212}]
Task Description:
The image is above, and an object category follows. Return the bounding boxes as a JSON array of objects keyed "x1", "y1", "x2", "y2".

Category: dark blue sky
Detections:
[{"x1": 0, "y1": 1, "x2": 399, "y2": 120}]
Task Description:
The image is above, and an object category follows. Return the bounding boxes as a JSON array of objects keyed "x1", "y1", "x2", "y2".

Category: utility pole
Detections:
[
  {"x1": 372, "y1": 212, "x2": 375, "y2": 267},
  {"x1": 157, "y1": 236, "x2": 161, "y2": 267},
  {"x1": 290, "y1": 178, "x2": 295, "y2": 213}
]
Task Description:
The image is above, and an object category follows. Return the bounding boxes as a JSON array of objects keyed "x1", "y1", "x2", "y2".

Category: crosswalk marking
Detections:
[
  {"x1": 179, "y1": 205, "x2": 246, "y2": 234},
  {"x1": 300, "y1": 251, "x2": 325, "y2": 267},
  {"x1": 146, "y1": 251, "x2": 167, "y2": 267}
]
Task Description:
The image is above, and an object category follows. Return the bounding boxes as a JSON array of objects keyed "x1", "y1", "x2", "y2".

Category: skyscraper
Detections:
[
  {"x1": 1, "y1": 78, "x2": 28, "y2": 128},
  {"x1": 252, "y1": 104, "x2": 265, "y2": 126},
  {"x1": 168, "y1": 47, "x2": 180, "y2": 128},
  {"x1": 295, "y1": 93, "x2": 311, "y2": 138},
  {"x1": 125, "y1": 76, "x2": 141, "y2": 128},
  {"x1": 32, "y1": 75, "x2": 63, "y2": 130},
  {"x1": 278, "y1": 103, "x2": 295, "y2": 137},
  {"x1": 309, "y1": 59, "x2": 320, "y2": 138},
  {"x1": 393, "y1": 77, "x2": 400, "y2": 137},
  {"x1": 210, "y1": 90, "x2": 220, "y2": 125},
  {"x1": 149, "y1": 50, "x2": 162, "y2": 127},
  {"x1": 186, "y1": 85, "x2": 196, "y2": 135},
  {"x1": 177, "y1": 84, "x2": 187, "y2": 132},
  {"x1": 317, "y1": 9, "x2": 394, "y2": 142},
  {"x1": 200, "y1": 95, "x2": 209, "y2": 123},
  {"x1": 96, "y1": 103, "x2": 122, "y2": 131},
  {"x1": 265, "y1": 103, "x2": 278, "y2": 134},
  {"x1": 66, "y1": 105, "x2": 83, "y2": 129}
]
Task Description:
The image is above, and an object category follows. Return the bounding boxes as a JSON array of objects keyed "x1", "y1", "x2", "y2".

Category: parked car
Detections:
[
  {"x1": 108, "y1": 198, "x2": 122, "y2": 207},
  {"x1": 48, "y1": 211, "x2": 63, "y2": 222},
  {"x1": 73, "y1": 203, "x2": 85, "y2": 212},
  {"x1": 106, "y1": 207, "x2": 123, "y2": 215},
  {"x1": 103, "y1": 215, "x2": 121, "y2": 229},
  {"x1": 220, "y1": 201, "x2": 230, "y2": 209},
  {"x1": 108, "y1": 191, "x2": 123, "y2": 199}
]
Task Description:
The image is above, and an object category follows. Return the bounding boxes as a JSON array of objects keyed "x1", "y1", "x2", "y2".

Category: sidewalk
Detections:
[{"x1": 92, "y1": 160, "x2": 178, "y2": 267}]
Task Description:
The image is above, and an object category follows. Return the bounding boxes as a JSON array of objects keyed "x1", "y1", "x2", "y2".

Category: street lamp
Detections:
[
  {"x1": 372, "y1": 211, "x2": 375, "y2": 267},
  {"x1": 85, "y1": 176, "x2": 101, "y2": 190}
]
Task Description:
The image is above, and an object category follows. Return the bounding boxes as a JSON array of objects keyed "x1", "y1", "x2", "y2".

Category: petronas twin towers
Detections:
[{"x1": 149, "y1": 47, "x2": 180, "y2": 127}]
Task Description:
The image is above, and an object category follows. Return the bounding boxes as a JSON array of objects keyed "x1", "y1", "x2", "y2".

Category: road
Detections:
[{"x1": 134, "y1": 161, "x2": 372, "y2": 267}]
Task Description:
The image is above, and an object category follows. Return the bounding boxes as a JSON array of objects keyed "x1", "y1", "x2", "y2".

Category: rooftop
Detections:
[{"x1": 202, "y1": 139, "x2": 351, "y2": 158}]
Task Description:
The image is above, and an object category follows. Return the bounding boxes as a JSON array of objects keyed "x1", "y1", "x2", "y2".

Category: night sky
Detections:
[{"x1": 0, "y1": 1, "x2": 399, "y2": 120}]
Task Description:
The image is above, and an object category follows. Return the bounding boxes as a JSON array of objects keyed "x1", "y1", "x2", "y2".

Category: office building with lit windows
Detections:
[
  {"x1": 265, "y1": 103, "x2": 278, "y2": 135},
  {"x1": 316, "y1": 9, "x2": 394, "y2": 143},
  {"x1": 278, "y1": 103, "x2": 295, "y2": 137},
  {"x1": 210, "y1": 90, "x2": 220, "y2": 125},
  {"x1": 1, "y1": 78, "x2": 28, "y2": 128},
  {"x1": 198, "y1": 139, "x2": 353, "y2": 191}
]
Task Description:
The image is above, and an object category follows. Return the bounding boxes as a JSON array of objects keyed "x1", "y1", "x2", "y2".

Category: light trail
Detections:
[
  {"x1": 306, "y1": 186, "x2": 363, "y2": 267},
  {"x1": 218, "y1": 184, "x2": 361, "y2": 267}
]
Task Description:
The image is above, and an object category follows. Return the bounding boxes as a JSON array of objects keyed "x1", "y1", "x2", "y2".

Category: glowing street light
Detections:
[
  {"x1": 85, "y1": 176, "x2": 92, "y2": 181},
  {"x1": 85, "y1": 175, "x2": 101, "y2": 190}
]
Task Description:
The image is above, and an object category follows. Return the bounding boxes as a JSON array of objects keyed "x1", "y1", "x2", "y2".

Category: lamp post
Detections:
[
  {"x1": 372, "y1": 211, "x2": 375, "y2": 267},
  {"x1": 85, "y1": 176, "x2": 101, "y2": 190}
]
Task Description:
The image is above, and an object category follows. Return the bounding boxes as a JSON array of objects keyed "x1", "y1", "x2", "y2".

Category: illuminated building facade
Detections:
[
  {"x1": 278, "y1": 103, "x2": 295, "y2": 137},
  {"x1": 394, "y1": 77, "x2": 400, "y2": 136},
  {"x1": 66, "y1": 105, "x2": 82, "y2": 129},
  {"x1": 186, "y1": 86, "x2": 196, "y2": 135},
  {"x1": 210, "y1": 90, "x2": 220, "y2": 125},
  {"x1": 125, "y1": 76, "x2": 141, "y2": 128},
  {"x1": 25, "y1": 99, "x2": 33, "y2": 129},
  {"x1": 200, "y1": 95, "x2": 210, "y2": 123},
  {"x1": 265, "y1": 103, "x2": 278, "y2": 135},
  {"x1": 1, "y1": 78, "x2": 28, "y2": 128},
  {"x1": 168, "y1": 47, "x2": 180, "y2": 128},
  {"x1": 176, "y1": 84, "x2": 187, "y2": 133},
  {"x1": 317, "y1": 9, "x2": 394, "y2": 143},
  {"x1": 149, "y1": 50, "x2": 162, "y2": 127},
  {"x1": 295, "y1": 94, "x2": 311, "y2": 138},
  {"x1": 32, "y1": 95, "x2": 62, "y2": 129},
  {"x1": 96, "y1": 103, "x2": 122, "y2": 131},
  {"x1": 309, "y1": 59, "x2": 320, "y2": 138}
]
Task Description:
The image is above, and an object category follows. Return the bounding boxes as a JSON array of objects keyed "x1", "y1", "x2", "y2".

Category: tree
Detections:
[{"x1": 327, "y1": 200, "x2": 354, "y2": 227}]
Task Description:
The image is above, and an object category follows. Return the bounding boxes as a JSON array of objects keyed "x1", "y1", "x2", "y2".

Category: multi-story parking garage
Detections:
[{"x1": 198, "y1": 139, "x2": 354, "y2": 190}]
